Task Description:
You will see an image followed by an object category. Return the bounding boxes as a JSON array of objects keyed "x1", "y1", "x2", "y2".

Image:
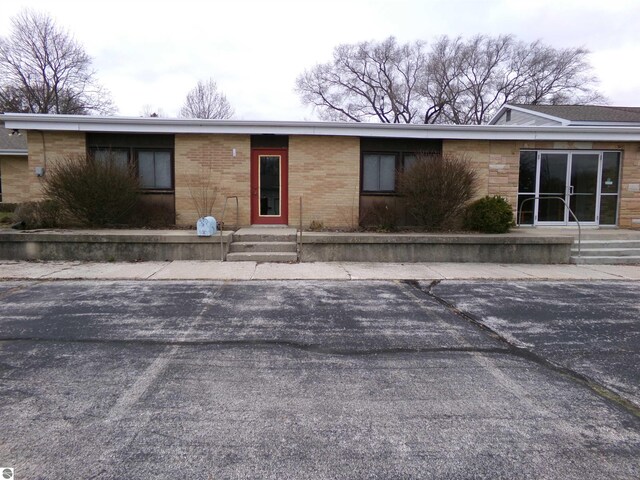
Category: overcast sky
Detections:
[{"x1": 1, "y1": 0, "x2": 639, "y2": 120}]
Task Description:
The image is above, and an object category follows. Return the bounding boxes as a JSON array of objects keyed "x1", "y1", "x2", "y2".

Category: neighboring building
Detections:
[
  {"x1": 0, "y1": 125, "x2": 28, "y2": 203},
  {"x1": 490, "y1": 104, "x2": 640, "y2": 126},
  {"x1": 2, "y1": 105, "x2": 640, "y2": 229}
]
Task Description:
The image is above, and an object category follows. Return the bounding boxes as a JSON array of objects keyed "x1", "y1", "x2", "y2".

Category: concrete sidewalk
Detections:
[{"x1": 1, "y1": 260, "x2": 639, "y2": 280}]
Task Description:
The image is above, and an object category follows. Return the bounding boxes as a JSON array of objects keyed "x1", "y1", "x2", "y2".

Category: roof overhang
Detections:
[{"x1": 4, "y1": 113, "x2": 640, "y2": 142}]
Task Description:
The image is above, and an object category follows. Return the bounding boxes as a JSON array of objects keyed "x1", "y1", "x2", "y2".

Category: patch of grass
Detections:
[{"x1": 0, "y1": 211, "x2": 14, "y2": 225}]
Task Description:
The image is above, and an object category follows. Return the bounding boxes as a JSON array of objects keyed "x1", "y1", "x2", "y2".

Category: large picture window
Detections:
[
  {"x1": 361, "y1": 152, "x2": 420, "y2": 193},
  {"x1": 138, "y1": 150, "x2": 172, "y2": 189},
  {"x1": 88, "y1": 134, "x2": 174, "y2": 191},
  {"x1": 363, "y1": 154, "x2": 396, "y2": 192},
  {"x1": 92, "y1": 148, "x2": 130, "y2": 170}
]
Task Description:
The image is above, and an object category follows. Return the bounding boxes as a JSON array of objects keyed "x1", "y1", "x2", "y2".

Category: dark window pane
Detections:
[
  {"x1": 517, "y1": 195, "x2": 535, "y2": 225},
  {"x1": 379, "y1": 155, "x2": 396, "y2": 191},
  {"x1": 571, "y1": 154, "x2": 599, "y2": 194},
  {"x1": 93, "y1": 148, "x2": 129, "y2": 170},
  {"x1": 601, "y1": 152, "x2": 621, "y2": 194},
  {"x1": 260, "y1": 155, "x2": 280, "y2": 216},
  {"x1": 138, "y1": 151, "x2": 156, "y2": 188},
  {"x1": 362, "y1": 155, "x2": 379, "y2": 191},
  {"x1": 569, "y1": 192, "x2": 597, "y2": 222},
  {"x1": 403, "y1": 154, "x2": 417, "y2": 172},
  {"x1": 599, "y1": 195, "x2": 618, "y2": 225},
  {"x1": 154, "y1": 152, "x2": 172, "y2": 189},
  {"x1": 518, "y1": 151, "x2": 537, "y2": 193},
  {"x1": 538, "y1": 196, "x2": 566, "y2": 222},
  {"x1": 362, "y1": 153, "x2": 396, "y2": 192},
  {"x1": 138, "y1": 151, "x2": 172, "y2": 189},
  {"x1": 539, "y1": 153, "x2": 568, "y2": 194}
]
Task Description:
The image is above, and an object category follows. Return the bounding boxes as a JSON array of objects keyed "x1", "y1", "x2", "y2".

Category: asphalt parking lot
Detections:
[
  {"x1": 431, "y1": 280, "x2": 640, "y2": 407},
  {"x1": 0, "y1": 280, "x2": 639, "y2": 479}
]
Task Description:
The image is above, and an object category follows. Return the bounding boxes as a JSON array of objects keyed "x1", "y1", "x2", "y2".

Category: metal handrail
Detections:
[
  {"x1": 517, "y1": 196, "x2": 581, "y2": 256},
  {"x1": 219, "y1": 196, "x2": 239, "y2": 261}
]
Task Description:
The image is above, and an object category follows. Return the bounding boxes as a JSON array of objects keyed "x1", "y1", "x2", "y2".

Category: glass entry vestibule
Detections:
[{"x1": 517, "y1": 150, "x2": 621, "y2": 226}]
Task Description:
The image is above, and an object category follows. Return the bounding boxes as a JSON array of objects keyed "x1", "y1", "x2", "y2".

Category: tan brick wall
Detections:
[
  {"x1": 175, "y1": 134, "x2": 251, "y2": 226},
  {"x1": 0, "y1": 155, "x2": 29, "y2": 203},
  {"x1": 289, "y1": 136, "x2": 360, "y2": 229},
  {"x1": 444, "y1": 139, "x2": 640, "y2": 228},
  {"x1": 27, "y1": 131, "x2": 86, "y2": 200}
]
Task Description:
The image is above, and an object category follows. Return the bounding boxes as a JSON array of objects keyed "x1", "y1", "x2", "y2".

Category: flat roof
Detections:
[{"x1": 3, "y1": 113, "x2": 640, "y2": 142}]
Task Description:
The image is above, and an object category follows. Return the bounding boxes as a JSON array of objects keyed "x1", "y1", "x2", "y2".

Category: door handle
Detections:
[{"x1": 568, "y1": 186, "x2": 574, "y2": 195}]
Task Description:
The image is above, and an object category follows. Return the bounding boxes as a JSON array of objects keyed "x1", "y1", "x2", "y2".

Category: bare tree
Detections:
[
  {"x1": 140, "y1": 104, "x2": 166, "y2": 118},
  {"x1": 0, "y1": 9, "x2": 115, "y2": 114},
  {"x1": 296, "y1": 37, "x2": 427, "y2": 123},
  {"x1": 297, "y1": 35, "x2": 605, "y2": 125},
  {"x1": 179, "y1": 78, "x2": 233, "y2": 119}
]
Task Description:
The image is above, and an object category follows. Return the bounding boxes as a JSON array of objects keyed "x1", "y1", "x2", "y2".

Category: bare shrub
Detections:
[
  {"x1": 128, "y1": 197, "x2": 175, "y2": 228},
  {"x1": 359, "y1": 199, "x2": 399, "y2": 232},
  {"x1": 309, "y1": 220, "x2": 324, "y2": 231},
  {"x1": 42, "y1": 154, "x2": 139, "y2": 226},
  {"x1": 397, "y1": 152, "x2": 477, "y2": 230},
  {"x1": 188, "y1": 165, "x2": 218, "y2": 219},
  {"x1": 14, "y1": 200, "x2": 67, "y2": 228}
]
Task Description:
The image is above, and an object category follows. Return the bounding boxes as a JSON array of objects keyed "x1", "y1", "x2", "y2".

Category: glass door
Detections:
[
  {"x1": 537, "y1": 153, "x2": 569, "y2": 224},
  {"x1": 250, "y1": 148, "x2": 289, "y2": 224},
  {"x1": 518, "y1": 150, "x2": 621, "y2": 226},
  {"x1": 568, "y1": 153, "x2": 599, "y2": 225}
]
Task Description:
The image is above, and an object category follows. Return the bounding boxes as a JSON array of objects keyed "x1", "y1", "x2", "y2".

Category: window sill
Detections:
[
  {"x1": 361, "y1": 191, "x2": 401, "y2": 196},
  {"x1": 140, "y1": 189, "x2": 174, "y2": 194}
]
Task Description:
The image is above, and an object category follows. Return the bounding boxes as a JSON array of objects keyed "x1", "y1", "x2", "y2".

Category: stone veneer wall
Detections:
[
  {"x1": 0, "y1": 155, "x2": 29, "y2": 203},
  {"x1": 443, "y1": 139, "x2": 640, "y2": 229}
]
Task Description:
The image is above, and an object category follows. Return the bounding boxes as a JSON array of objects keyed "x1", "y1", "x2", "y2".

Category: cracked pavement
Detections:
[{"x1": 0, "y1": 280, "x2": 639, "y2": 479}]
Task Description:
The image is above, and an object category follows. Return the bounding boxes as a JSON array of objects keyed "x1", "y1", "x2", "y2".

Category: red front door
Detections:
[{"x1": 250, "y1": 148, "x2": 288, "y2": 225}]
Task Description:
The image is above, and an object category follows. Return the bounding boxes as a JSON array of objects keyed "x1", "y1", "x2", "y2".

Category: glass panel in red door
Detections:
[{"x1": 251, "y1": 148, "x2": 288, "y2": 224}]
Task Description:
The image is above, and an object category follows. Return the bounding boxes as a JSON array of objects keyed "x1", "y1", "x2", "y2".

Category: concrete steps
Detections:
[
  {"x1": 571, "y1": 239, "x2": 640, "y2": 265},
  {"x1": 229, "y1": 241, "x2": 296, "y2": 253},
  {"x1": 226, "y1": 227, "x2": 298, "y2": 263}
]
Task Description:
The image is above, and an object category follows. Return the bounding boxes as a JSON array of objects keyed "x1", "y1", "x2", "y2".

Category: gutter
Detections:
[{"x1": 3, "y1": 113, "x2": 640, "y2": 142}]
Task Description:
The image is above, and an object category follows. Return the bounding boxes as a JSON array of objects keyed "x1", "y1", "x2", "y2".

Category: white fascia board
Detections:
[
  {"x1": 3, "y1": 113, "x2": 640, "y2": 141},
  {"x1": 501, "y1": 104, "x2": 570, "y2": 125},
  {"x1": 569, "y1": 121, "x2": 640, "y2": 127},
  {"x1": 0, "y1": 149, "x2": 28, "y2": 156}
]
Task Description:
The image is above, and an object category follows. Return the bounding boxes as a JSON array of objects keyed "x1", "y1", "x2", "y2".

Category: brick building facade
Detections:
[{"x1": 2, "y1": 105, "x2": 640, "y2": 229}]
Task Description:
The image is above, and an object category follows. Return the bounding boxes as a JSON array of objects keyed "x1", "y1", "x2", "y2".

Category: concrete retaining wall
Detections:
[
  {"x1": 0, "y1": 230, "x2": 232, "y2": 261},
  {"x1": 299, "y1": 233, "x2": 573, "y2": 264},
  {"x1": 0, "y1": 230, "x2": 573, "y2": 263}
]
